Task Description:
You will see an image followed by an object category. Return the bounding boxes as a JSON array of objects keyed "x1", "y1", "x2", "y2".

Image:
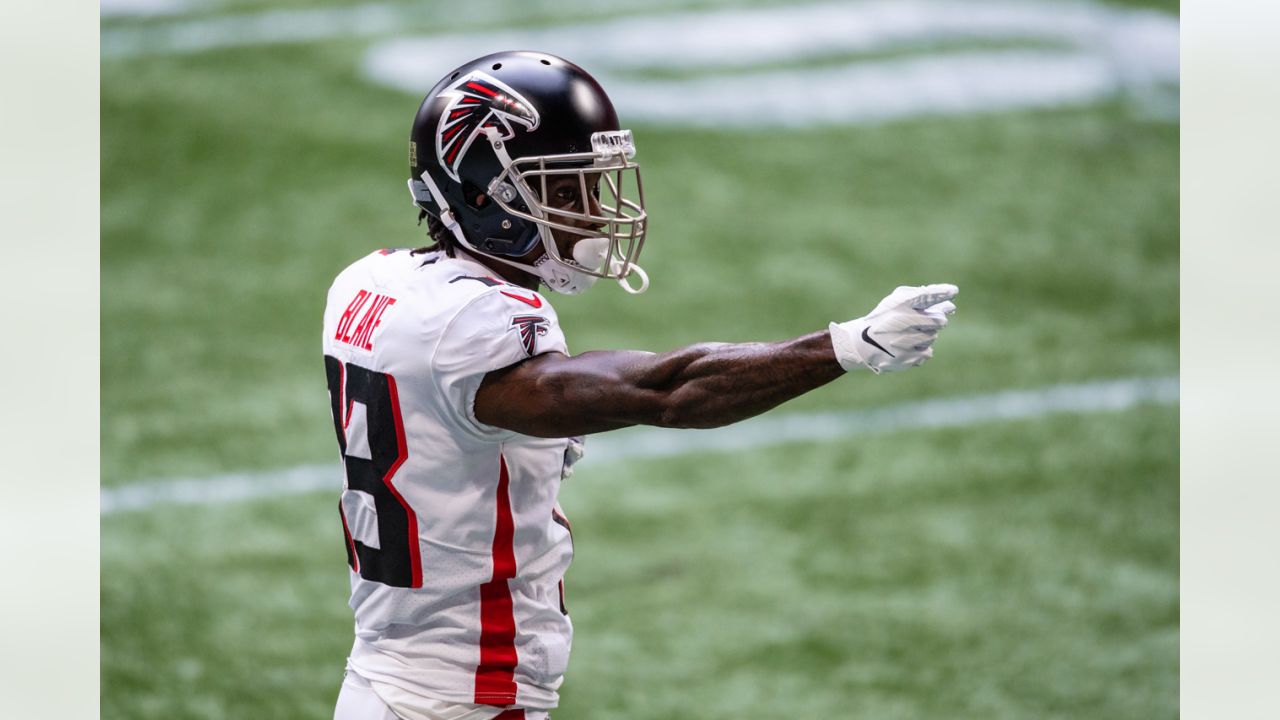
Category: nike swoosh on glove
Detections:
[{"x1": 829, "y1": 283, "x2": 958, "y2": 374}]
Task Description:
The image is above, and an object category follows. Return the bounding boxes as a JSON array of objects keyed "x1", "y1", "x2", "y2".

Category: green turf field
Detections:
[{"x1": 102, "y1": 0, "x2": 1178, "y2": 717}]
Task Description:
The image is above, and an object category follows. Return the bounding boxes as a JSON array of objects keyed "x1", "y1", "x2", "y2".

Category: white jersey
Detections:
[{"x1": 321, "y1": 248, "x2": 576, "y2": 712}]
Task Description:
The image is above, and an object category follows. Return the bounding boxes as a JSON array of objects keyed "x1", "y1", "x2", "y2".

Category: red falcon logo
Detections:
[
  {"x1": 436, "y1": 71, "x2": 541, "y2": 182},
  {"x1": 509, "y1": 315, "x2": 550, "y2": 356}
]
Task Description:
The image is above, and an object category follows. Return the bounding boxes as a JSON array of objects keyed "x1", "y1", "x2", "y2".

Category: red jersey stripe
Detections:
[{"x1": 474, "y1": 455, "x2": 519, "y2": 705}]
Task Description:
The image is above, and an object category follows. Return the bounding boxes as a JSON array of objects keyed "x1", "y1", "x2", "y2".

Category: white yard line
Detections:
[
  {"x1": 101, "y1": 0, "x2": 199, "y2": 18},
  {"x1": 101, "y1": 0, "x2": 1178, "y2": 125},
  {"x1": 100, "y1": 0, "x2": 709, "y2": 57},
  {"x1": 101, "y1": 375, "x2": 1178, "y2": 516},
  {"x1": 361, "y1": 1, "x2": 1178, "y2": 125}
]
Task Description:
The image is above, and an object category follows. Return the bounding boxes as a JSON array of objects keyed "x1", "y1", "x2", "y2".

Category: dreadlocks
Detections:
[{"x1": 410, "y1": 210, "x2": 459, "y2": 258}]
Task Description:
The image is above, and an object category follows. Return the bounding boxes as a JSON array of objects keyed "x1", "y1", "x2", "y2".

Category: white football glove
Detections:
[{"x1": 829, "y1": 283, "x2": 958, "y2": 374}]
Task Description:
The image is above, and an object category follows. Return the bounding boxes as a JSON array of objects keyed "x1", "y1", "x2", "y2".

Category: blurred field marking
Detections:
[
  {"x1": 99, "y1": 0, "x2": 1178, "y2": 124},
  {"x1": 363, "y1": 1, "x2": 1178, "y2": 125},
  {"x1": 99, "y1": 0, "x2": 710, "y2": 56},
  {"x1": 100, "y1": 375, "x2": 1178, "y2": 516},
  {"x1": 101, "y1": 0, "x2": 196, "y2": 18}
]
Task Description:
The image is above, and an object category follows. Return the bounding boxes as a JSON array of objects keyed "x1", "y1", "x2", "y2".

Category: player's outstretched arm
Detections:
[{"x1": 475, "y1": 284, "x2": 958, "y2": 438}]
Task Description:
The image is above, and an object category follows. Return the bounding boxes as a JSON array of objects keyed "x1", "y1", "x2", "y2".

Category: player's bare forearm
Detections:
[
  {"x1": 475, "y1": 330, "x2": 844, "y2": 437},
  {"x1": 628, "y1": 331, "x2": 845, "y2": 428}
]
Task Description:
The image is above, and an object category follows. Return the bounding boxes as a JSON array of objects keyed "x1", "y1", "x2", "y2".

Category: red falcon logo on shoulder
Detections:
[
  {"x1": 436, "y1": 71, "x2": 541, "y2": 182},
  {"x1": 509, "y1": 315, "x2": 550, "y2": 356}
]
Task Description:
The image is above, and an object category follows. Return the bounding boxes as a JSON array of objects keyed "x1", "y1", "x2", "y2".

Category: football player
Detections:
[{"x1": 325, "y1": 51, "x2": 957, "y2": 720}]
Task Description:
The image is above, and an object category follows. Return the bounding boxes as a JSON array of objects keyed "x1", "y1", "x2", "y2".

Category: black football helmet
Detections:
[{"x1": 408, "y1": 51, "x2": 648, "y2": 293}]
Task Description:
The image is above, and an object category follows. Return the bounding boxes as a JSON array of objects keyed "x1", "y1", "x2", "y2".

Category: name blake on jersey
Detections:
[{"x1": 334, "y1": 289, "x2": 397, "y2": 351}]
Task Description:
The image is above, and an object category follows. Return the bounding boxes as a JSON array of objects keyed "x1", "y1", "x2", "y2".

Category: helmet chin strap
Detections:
[{"x1": 616, "y1": 263, "x2": 649, "y2": 294}]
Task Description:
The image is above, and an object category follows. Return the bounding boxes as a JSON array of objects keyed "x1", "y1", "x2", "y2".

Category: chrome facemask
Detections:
[{"x1": 485, "y1": 129, "x2": 650, "y2": 294}]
